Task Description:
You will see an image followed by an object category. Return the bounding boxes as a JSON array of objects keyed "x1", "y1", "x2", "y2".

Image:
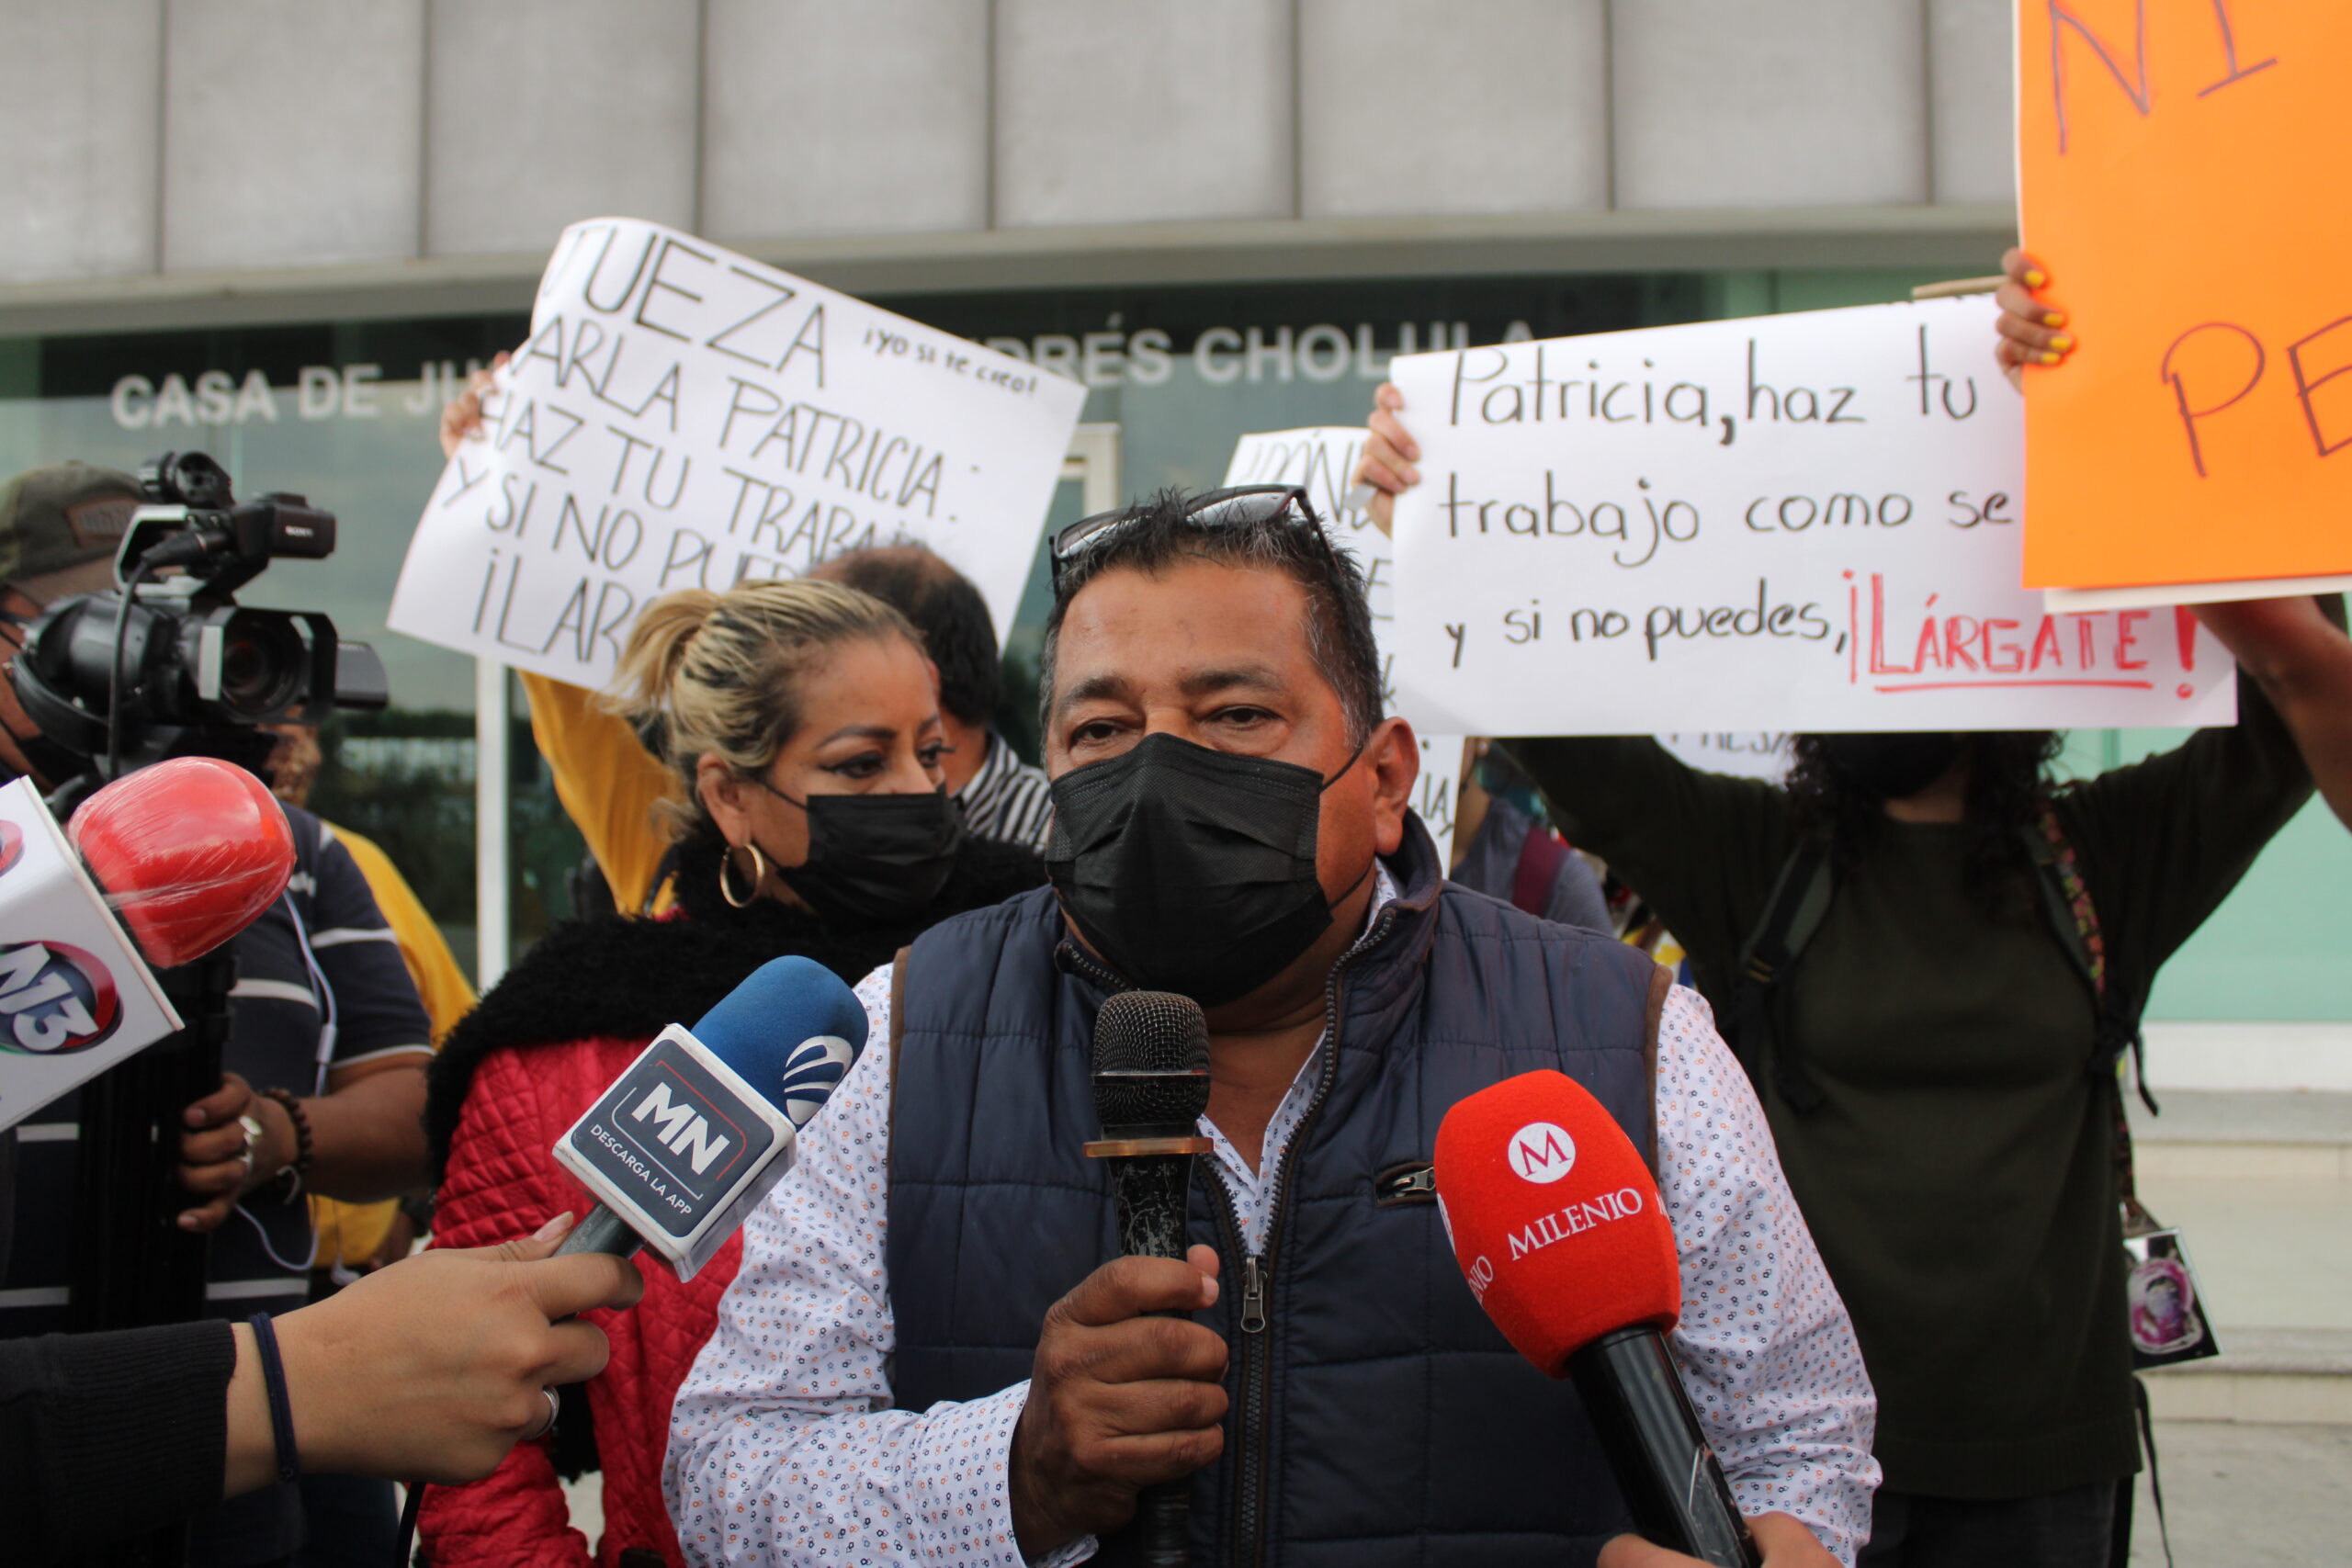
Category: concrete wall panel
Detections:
[
  {"x1": 0, "y1": 1, "x2": 161, "y2": 283},
  {"x1": 1299, "y1": 0, "x2": 1607, "y2": 219},
  {"x1": 995, "y1": 0, "x2": 1292, "y2": 229},
  {"x1": 1929, "y1": 0, "x2": 2015, "y2": 204},
  {"x1": 704, "y1": 0, "x2": 986, "y2": 243},
  {"x1": 1613, "y1": 0, "x2": 1928, "y2": 209},
  {"x1": 162, "y1": 0, "x2": 424, "y2": 271},
  {"x1": 426, "y1": 0, "x2": 699, "y2": 257}
]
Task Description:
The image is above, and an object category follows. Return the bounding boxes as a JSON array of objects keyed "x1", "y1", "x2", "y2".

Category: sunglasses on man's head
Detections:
[{"x1": 1049, "y1": 484, "x2": 1327, "y2": 587}]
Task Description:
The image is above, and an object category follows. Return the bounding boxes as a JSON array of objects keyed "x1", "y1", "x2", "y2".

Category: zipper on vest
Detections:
[
  {"x1": 1225, "y1": 898, "x2": 1402, "y2": 1568},
  {"x1": 1238, "y1": 1255, "x2": 1268, "y2": 1334},
  {"x1": 1374, "y1": 1161, "x2": 1436, "y2": 1204}
]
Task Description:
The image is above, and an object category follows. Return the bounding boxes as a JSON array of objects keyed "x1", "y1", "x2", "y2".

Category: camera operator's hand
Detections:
[
  {"x1": 222, "y1": 1213, "x2": 646, "y2": 1494},
  {"x1": 1010, "y1": 1245, "x2": 1227, "y2": 1558},
  {"x1": 438, "y1": 353, "x2": 510, "y2": 460},
  {"x1": 175, "y1": 1072, "x2": 290, "y2": 1232}
]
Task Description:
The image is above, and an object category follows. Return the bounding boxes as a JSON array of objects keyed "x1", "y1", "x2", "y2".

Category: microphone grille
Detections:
[{"x1": 1091, "y1": 990, "x2": 1212, "y2": 1131}]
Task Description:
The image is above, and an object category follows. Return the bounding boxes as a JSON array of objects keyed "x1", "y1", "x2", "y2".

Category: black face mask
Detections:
[
  {"x1": 760, "y1": 785, "x2": 965, "y2": 926},
  {"x1": 1045, "y1": 731, "x2": 1369, "y2": 1010},
  {"x1": 1815, "y1": 733, "x2": 1965, "y2": 802}
]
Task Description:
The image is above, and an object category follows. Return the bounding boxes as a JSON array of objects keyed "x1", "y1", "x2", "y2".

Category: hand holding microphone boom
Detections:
[
  {"x1": 1433, "y1": 1071, "x2": 1763, "y2": 1568},
  {"x1": 22, "y1": 758, "x2": 300, "y2": 1337},
  {"x1": 1087, "y1": 991, "x2": 1214, "y2": 1568},
  {"x1": 551, "y1": 954, "x2": 866, "y2": 1278}
]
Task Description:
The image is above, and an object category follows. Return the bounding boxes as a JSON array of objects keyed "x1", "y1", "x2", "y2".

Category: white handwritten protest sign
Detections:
[
  {"x1": 390, "y1": 218, "x2": 1086, "y2": 686},
  {"x1": 1388, "y1": 299, "x2": 2237, "y2": 736},
  {"x1": 1225, "y1": 428, "x2": 1464, "y2": 863},
  {"x1": 1408, "y1": 733, "x2": 1464, "y2": 869},
  {"x1": 1658, "y1": 733, "x2": 1792, "y2": 783}
]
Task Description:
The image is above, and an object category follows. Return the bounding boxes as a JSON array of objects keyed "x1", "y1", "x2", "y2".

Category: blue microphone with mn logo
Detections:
[{"x1": 551, "y1": 954, "x2": 866, "y2": 1279}]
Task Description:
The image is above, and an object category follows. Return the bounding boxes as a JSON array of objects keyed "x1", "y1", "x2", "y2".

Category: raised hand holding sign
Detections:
[
  {"x1": 1379, "y1": 299, "x2": 2236, "y2": 738},
  {"x1": 392, "y1": 218, "x2": 1086, "y2": 687}
]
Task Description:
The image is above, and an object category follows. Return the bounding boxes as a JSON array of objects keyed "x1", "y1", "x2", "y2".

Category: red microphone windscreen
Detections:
[
  {"x1": 1433, "y1": 1069, "x2": 1680, "y2": 1377},
  {"x1": 69, "y1": 759, "x2": 294, "y2": 967}
]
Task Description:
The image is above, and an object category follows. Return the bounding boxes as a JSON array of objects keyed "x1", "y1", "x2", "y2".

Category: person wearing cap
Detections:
[{"x1": 0, "y1": 462, "x2": 439, "y2": 1568}]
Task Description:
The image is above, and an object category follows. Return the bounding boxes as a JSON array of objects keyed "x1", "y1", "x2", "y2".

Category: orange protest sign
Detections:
[{"x1": 2018, "y1": 2, "x2": 2352, "y2": 591}]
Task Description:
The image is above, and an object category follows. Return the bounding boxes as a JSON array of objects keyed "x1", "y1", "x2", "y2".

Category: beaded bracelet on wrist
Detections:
[{"x1": 260, "y1": 1088, "x2": 314, "y2": 1176}]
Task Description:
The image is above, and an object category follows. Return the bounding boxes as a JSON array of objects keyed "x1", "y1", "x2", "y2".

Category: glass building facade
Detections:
[{"x1": 5, "y1": 265, "x2": 2342, "y2": 1023}]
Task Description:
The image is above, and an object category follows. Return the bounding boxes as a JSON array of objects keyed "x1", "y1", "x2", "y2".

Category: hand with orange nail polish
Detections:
[{"x1": 1994, "y1": 248, "x2": 2075, "y2": 391}]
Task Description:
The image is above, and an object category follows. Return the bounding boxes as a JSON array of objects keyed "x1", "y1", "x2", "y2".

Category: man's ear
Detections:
[
  {"x1": 1365, "y1": 716, "x2": 1419, "y2": 857},
  {"x1": 695, "y1": 755, "x2": 750, "y2": 847}
]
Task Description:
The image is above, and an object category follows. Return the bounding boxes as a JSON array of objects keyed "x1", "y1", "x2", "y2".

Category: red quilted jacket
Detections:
[
  {"x1": 412, "y1": 836, "x2": 1046, "y2": 1567},
  {"x1": 421, "y1": 1034, "x2": 741, "y2": 1568}
]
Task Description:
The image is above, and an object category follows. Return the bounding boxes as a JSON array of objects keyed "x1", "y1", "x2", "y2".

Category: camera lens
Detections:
[{"x1": 210, "y1": 611, "x2": 307, "y2": 718}]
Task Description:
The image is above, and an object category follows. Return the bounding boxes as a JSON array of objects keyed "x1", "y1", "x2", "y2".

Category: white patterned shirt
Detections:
[
  {"x1": 667, "y1": 867, "x2": 1880, "y2": 1565},
  {"x1": 956, "y1": 731, "x2": 1054, "y2": 852}
]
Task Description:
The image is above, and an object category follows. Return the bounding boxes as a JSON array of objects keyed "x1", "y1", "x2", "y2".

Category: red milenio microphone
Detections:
[{"x1": 1433, "y1": 1070, "x2": 1762, "y2": 1568}]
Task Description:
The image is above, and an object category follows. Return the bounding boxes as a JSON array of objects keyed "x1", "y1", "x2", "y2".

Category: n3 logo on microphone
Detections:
[
  {"x1": 1506, "y1": 1121, "x2": 1577, "y2": 1185},
  {"x1": 0, "y1": 941, "x2": 120, "y2": 1055}
]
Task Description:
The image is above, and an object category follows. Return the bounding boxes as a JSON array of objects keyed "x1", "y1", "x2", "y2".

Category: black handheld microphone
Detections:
[
  {"x1": 551, "y1": 954, "x2": 866, "y2": 1278},
  {"x1": 1087, "y1": 991, "x2": 1214, "y2": 1568}
]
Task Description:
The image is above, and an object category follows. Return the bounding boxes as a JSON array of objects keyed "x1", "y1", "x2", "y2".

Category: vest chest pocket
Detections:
[{"x1": 1374, "y1": 1158, "x2": 1436, "y2": 1208}]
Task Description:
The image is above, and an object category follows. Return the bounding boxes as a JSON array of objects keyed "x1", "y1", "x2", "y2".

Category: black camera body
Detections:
[{"x1": 11, "y1": 451, "x2": 388, "y2": 808}]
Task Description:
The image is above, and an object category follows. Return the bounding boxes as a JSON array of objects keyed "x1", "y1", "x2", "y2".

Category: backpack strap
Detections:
[
  {"x1": 2024, "y1": 808, "x2": 2158, "y2": 1228},
  {"x1": 1730, "y1": 838, "x2": 1835, "y2": 1112},
  {"x1": 1510, "y1": 821, "x2": 1572, "y2": 918}
]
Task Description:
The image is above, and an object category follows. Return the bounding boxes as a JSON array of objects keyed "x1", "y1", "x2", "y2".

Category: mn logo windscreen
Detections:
[{"x1": 566, "y1": 1035, "x2": 776, "y2": 1238}]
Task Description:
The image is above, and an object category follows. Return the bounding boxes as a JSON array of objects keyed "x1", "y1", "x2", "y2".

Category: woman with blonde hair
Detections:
[{"x1": 416, "y1": 579, "x2": 1044, "y2": 1568}]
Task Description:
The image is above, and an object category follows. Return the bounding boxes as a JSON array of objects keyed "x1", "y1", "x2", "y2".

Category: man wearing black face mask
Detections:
[{"x1": 671, "y1": 488, "x2": 1878, "y2": 1568}]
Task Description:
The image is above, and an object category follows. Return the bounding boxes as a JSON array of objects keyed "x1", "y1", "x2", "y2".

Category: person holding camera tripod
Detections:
[{"x1": 0, "y1": 462, "x2": 437, "y2": 1568}]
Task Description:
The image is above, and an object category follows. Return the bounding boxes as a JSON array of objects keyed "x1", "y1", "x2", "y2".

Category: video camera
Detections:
[{"x1": 9, "y1": 451, "x2": 388, "y2": 811}]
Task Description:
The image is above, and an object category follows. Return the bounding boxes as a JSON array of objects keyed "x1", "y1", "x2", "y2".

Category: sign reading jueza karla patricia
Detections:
[
  {"x1": 390, "y1": 218, "x2": 1086, "y2": 686},
  {"x1": 1386, "y1": 298, "x2": 2238, "y2": 737}
]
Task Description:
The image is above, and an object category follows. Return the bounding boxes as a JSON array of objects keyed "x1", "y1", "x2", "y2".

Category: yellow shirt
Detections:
[
  {"x1": 517, "y1": 671, "x2": 679, "y2": 916},
  {"x1": 308, "y1": 824, "x2": 477, "y2": 1269}
]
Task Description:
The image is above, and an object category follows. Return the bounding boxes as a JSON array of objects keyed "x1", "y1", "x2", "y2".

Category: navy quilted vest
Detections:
[{"x1": 886, "y1": 823, "x2": 1666, "y2": 1568}]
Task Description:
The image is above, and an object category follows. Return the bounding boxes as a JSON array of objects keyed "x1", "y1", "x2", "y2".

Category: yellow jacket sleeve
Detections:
[
  {"x1": 516, "y1": 671, "x2": 677, "y2": 916},
  {"x1": 311, "y1": 824, "x2": 479, "y2": 1270},
  {"x1": 328, "y1": 826, "x2": 476, "y2": 1043}
]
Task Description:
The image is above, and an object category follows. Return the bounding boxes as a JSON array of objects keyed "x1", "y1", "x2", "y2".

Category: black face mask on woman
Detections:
[
  {"x1": 759, "y1": 784, "x2": 965, "y2": 926},
  {"x1": 1814, "y1": 732, "x2": 1965, "y2": 802},
  {"x1": 1045, "y1": 731, "x2": 1370, "y2": 1009}
]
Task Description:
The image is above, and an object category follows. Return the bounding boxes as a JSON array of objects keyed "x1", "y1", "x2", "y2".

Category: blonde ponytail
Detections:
[
  {"x1": 609, "y1": 588, "x2": 720, "y2": 717},
  {"x1": 606, "y1": 579, "x2": 921, "y2": 841}
]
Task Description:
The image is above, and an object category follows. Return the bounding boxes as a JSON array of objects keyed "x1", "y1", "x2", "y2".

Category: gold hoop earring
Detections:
[{"x1": 718, "y1": 841, "x2": 766, "y2": 908}]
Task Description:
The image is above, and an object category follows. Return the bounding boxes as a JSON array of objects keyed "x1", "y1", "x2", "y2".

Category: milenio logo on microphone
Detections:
[
  {"x1": 1492, "y1": 1118, "x2": 1647, "y2": 1271},
  {"x1": 1507, "y1": 1121, "x2": 1577, "y2": 1184}
]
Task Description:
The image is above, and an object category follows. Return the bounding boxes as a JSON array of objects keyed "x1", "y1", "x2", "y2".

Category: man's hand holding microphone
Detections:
[{"x1": 1011, "y1": 1247, "x2": 1227, "y2": 1556}]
